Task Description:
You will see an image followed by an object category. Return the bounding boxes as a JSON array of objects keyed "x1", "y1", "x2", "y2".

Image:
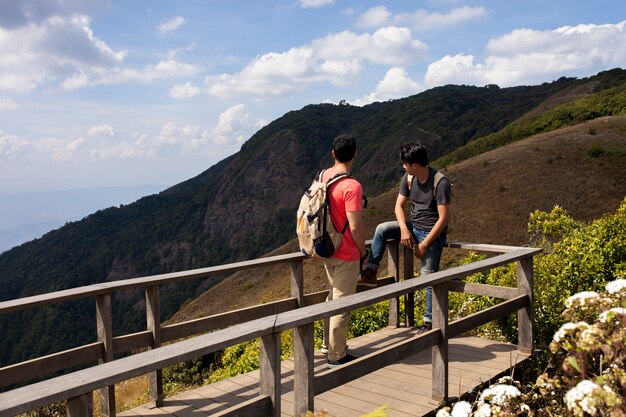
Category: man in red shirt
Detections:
[{"x1": 321, "y1": 134, "x2": 367, "y2": 368}]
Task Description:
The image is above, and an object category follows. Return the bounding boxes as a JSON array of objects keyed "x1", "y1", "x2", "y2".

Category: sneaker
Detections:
[
  {"x1": 357, "y1": 269, "x2": 378, "y2": 288},
  {"x1": 416, "y1": 322, "x2": 432, "y2": 334},
  {"x1": 327, "y1": 353, "x2": 358, "y2": 368}
]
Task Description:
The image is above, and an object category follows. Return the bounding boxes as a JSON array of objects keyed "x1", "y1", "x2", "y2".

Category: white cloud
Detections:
[
  {"x1": 90, "y1": 141, "x2": 145, "y2": 159},
  {"x1": 209, "y1": 104, "x2": 254, "y2": 145},
  {"x1": 62, "y1": 59, "x2": 202, "y2": 90},
  {"x1": 357, "y1": 6, "x2": 393, "y2": 28},
  {"x1": 87, "y1": 124, "x2": 115, "y2": 137},
  {"x1": 34, "y1": 136, "x2": 86, "y2": 160},
  {"x1": 0, "y1": 10, "x2": 200, "y2": 92},
  {"x1": 0, "y1": 98, "x2": 18, "y2": 111},
  {"x1": 0, "y1": 0, "x2": 99, "y2": 29},
  {"x1": 299, "y1": 0, "x2": 335, "y2": 8},
  {"x1": 0, "y1": 106, "x2": 264, "y2": 163},
  {"x1": 425, "y1": 21, "x2": 626, "y2": 87},
  {"x1": 169, "y1": 82, "x2": 201, "y2": 99},
  {"x1": 159, "y1": 122, "x2": 197, "y2": 139},
  {"x1": 206, "y1": 27, "x2": 427, "y2": 97},
  {"x1": 0, "y1": 130, "x2": 88, "y2": 160},
  {"x1": 352, "y1": 67, "x2": 422, "y2": 106},
  {"x1": 158, "y1": 16, "x2": 185, "y2": 33},
  {"x1": 87, "y1": 106, "x2": 264, "y2": 160},
  {"x1": 357, "y1": 5, "x2": 487, "y2": 30},
  {"x1": 62, "y1": 71, "x2": 90, "y2": 90},
  {"x1": 0, "y1": 14, "x2": 126, "y2": 92},
  {"x1": 0, "y1": 130, "x2": 29, "y2": 159}
]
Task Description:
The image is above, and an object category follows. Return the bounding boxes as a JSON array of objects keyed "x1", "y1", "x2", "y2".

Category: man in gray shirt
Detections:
[{"x1": 359, "y1": 142, "x2": 451, "y2": 332}]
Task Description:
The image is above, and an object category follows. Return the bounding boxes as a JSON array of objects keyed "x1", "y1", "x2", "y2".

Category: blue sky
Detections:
[{"x1": 1, "y1": 0, "x2": 625, "y2": 195}]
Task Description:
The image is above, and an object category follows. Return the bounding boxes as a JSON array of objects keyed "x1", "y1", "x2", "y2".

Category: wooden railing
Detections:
[{"x1": 0, "y1": 241, "x2": 540, "y2": 417}]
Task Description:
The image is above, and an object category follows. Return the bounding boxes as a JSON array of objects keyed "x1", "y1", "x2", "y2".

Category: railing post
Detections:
[
  {"x1": 403, "y1": 245, "x2": 415, "y2": 326},
  {"x1": 323, "y1": 288, "x2": 332, "y2": 354},
  {"x1": 146, "y1": 286, "x2": 163, "y2": 408},
  {"x1": 431, "y1": 282, "x2": 449, "y2": 401},
  {"x1": 517, "y1": 257, "x2": 534, "y2": 354},
  {"x1": 387, "y1": 241, "x2": 401, "y2": 327},
  {"x1": 293, "y1": 323, "x2": 315, "y2": 417},
  {"x1": 96, "y1": 293, "x2": 115, "y2": 417},
  {"x1": 290, "y1": 260, "x2": 314, "y2": 416},
  {"x1": 260, "y1": 331, "x2": 281, "y2": 417},
  {"x1": 66, "y1": 393, "x2": 93, "y2": 417},
  {"x1": 290, "y1": 260, "x2": 305, "y2": 306}
]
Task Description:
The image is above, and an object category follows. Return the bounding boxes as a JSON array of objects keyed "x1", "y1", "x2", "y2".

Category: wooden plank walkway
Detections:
[{"x1": 120, "y1": 327, "x2": 530, "y2": 417}]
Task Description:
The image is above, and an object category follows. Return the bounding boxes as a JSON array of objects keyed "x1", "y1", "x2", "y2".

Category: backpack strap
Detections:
[
  {"x1": 324, "y1": 171, "x2": 352, "y2": 235},
  {"x1": 326, "y1": 171, "x2": 349, "y2": 186},
  {"x1": 433, "y1": 171, "x2": 445, "y2": 195},
  {"x1": 407, "y1": 171, "x2": 445, "y2": 200}
]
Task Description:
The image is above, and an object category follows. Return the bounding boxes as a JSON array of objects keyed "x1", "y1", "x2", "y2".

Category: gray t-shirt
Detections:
[{"x1": 399, "y1": 167, "x2": 451, "y2": 232}]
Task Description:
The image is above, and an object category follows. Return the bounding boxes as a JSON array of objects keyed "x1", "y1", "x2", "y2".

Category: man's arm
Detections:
[
  {"x1": 394, "y1": 193, "x2": 413, "y2": 249},
  {"x1": 414, "y1": 203, "x2": 450, "y2": 259},
  {"x1": 346, "y1": 210, "x2": 366, "y2": 257}
]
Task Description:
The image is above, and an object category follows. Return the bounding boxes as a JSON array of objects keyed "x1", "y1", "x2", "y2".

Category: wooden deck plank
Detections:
[
  {"x1": 333, "y1": 384, "x2": 430, "y2": 417},
  {"x1": 343, "y1": 376, "x2": 428, "y2": 405},
  {"x1": 168, "y1": 391, "x2": 222, "y2": 414},
  {"x1": 317, "y1": 390, "x2": 403, "y2": 417},
  {"x1": 122, "y1": 330, "x2": 529, "y2": 417}
]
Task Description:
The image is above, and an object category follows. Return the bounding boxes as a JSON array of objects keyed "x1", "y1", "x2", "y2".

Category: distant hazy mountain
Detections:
[{"x1": 0, "y1": 185, "x2": 165, "y2": 254}]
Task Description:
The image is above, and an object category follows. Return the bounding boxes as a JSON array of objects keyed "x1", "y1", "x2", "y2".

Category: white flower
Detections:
[
  {"x1": 565, "y1": 291, "x2": 599, "y2": 308},
  {"x1": 599, "y1": 307, "x2": 626, "y2": 323},
  {"x1": 474, "y1": 403, "x2": 491, "y2": 417},
  {"x1": 553, "y1": 321, "x2": 590, "y2": 343},
  {"x1": 579, "y1": 326, "x2": 603, "y2": 349},
  {"x1": 496, "y1": 375, "x2": 514, "y2": 385},
  {"x1": 606, "y1": 279, "x2": 626, "y2": 294},
  {"x1": 451, "y1": 401, "x2": 472, "y2": 417},
  {"x1": 436, "y1": 408, "x2": 452, "y2": 417},
  {"x1": 479, "y1": 383, "x2": 521, "y2": 406},
  {"x1": 565, "y1": 380, "x2": 601, "y2": 416}
]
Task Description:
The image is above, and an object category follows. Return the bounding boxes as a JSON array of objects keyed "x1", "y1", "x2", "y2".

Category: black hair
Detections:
[
  {"x1": 400, "y1": 142, "x2": 428, "y2": 166},
  {"x1": 332, "y1": 133, "x2": 357, "y2": 163}
]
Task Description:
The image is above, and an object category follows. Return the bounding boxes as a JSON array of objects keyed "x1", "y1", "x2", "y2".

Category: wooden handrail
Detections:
[
  {"x1": 0, "y1": 253, "x2": 307, "y2": 314},
  {"x1": 0, "y1": 242, "x2": 540, "y2": 417}
]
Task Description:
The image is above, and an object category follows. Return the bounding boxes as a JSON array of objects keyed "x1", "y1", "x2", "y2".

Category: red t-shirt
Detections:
[{"x1": 322, "y1": 168, "x2": 363, "y2": 261}]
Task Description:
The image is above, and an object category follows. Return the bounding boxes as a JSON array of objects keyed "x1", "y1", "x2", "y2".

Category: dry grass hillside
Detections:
[{"x1": 169, "y1": 115, "x2": 626, "y2": 324}]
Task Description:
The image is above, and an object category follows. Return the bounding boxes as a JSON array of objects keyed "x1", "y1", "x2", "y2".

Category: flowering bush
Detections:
[
  {"x1": 435, "y1": 377, "x2": 526, "y2": 417},
  {"x1": 436, "y1": 279, "x2": 626, "y2": 416}
]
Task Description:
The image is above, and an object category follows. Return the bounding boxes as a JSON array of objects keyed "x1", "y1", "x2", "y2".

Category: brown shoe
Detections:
[{"x1": 357, "y1": 268, "x2": 378, "y2": 287}]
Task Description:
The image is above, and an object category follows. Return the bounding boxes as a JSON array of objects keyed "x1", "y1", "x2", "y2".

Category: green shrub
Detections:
[
  {"x1": 588, "y1": 146, "x2": 605, "y2": 157},
  {"x1": 445, "y1": 197, "x2": 626, "y2": 372}
]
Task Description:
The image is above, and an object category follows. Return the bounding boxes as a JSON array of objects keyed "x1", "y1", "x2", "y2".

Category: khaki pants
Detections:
[{"x1": 322, "y1": 257, "x2": 359, "y2": 361}]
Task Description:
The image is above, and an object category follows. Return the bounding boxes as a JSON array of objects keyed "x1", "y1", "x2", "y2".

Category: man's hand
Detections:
[
  {"x1": 400, "y1": 229, "x2": 414, "y2": 249},
  {"x1": 413, "y1": 242, "x2": 426, "y2": 259}
]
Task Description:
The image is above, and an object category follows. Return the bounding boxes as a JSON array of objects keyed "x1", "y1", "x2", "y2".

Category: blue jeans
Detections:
[{"x1": 366, "y1": 221, "x2": 446, "y2": 323}]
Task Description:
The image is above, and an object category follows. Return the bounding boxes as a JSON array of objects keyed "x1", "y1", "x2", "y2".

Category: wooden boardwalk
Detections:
[{"x1": 120, "y1": 327, "x2": 530, "y2": 417}]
